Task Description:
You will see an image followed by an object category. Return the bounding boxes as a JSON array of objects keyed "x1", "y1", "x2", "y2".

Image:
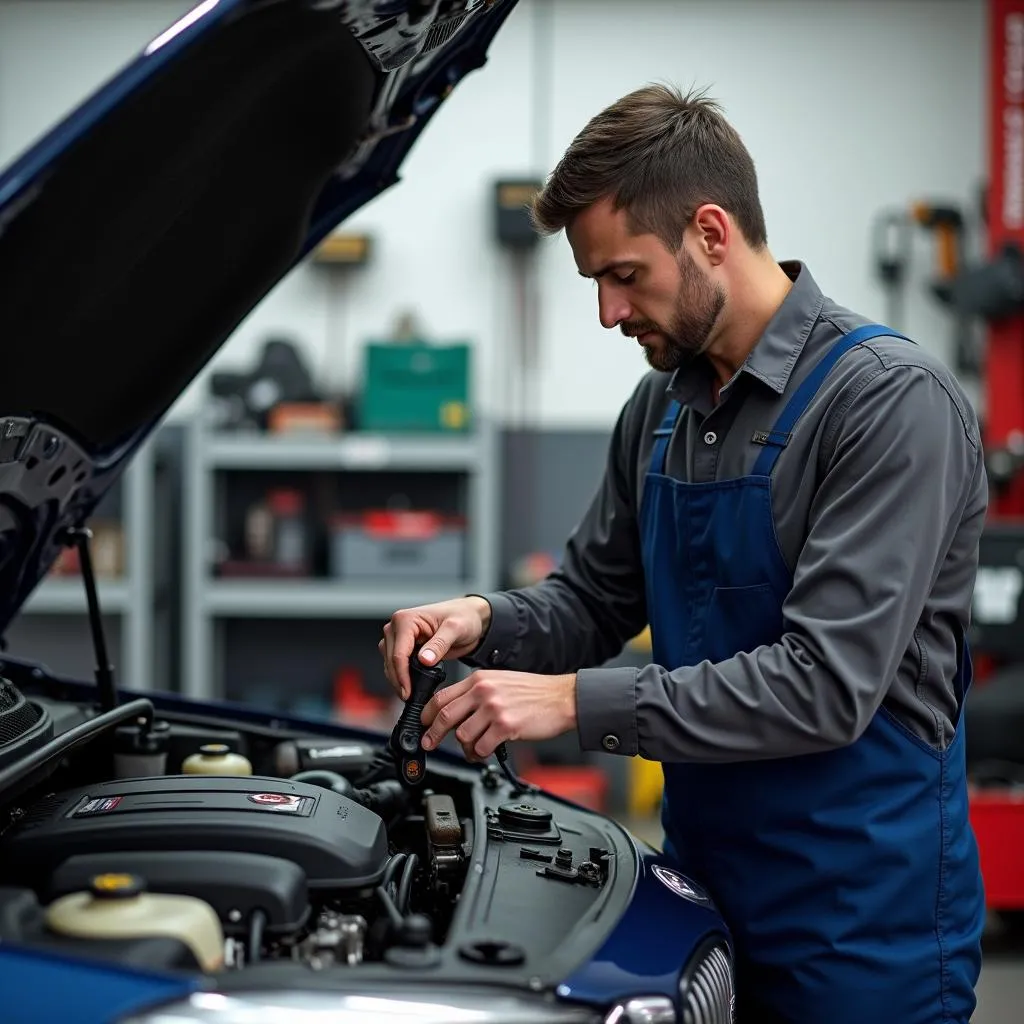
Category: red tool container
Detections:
[{"x1": 970, "y1": 788, "x2": 1024, "y2": 908}]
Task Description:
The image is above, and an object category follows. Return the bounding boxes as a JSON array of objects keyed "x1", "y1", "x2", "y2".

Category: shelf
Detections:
[
  {"x1": 204, "y1": 431, "x2": 483, "y2": 472},
  {"x1": 183, "y1": 413, "x2": 498, "y2": 700},
  {"x1": 23, "y1": 578, "x2": 130, "y2": 615},
  {"x1": 203, "y1": 579, "x2": 475, "y2": 618}
]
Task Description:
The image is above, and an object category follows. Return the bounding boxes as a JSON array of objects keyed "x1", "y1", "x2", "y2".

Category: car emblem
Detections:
[
  {"x1": 248, "y1": 793, "x2": 296, "y2": 805},
  {"x1": 651, "y1": 864, "x2": 712, "y2": 906}
]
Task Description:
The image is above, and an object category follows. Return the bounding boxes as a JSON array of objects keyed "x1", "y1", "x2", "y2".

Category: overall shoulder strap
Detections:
[
  {"x1": 650, "y1": 399, "x2": 682, "y2": 476},
  {"x1": 750, "y1": 323, "x2": 910, "y2": 477}
]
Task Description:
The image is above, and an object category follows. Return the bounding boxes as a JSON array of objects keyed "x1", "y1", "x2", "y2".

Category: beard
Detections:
[{"x1": 621, "y1": 249, "x2": 725, "y2": 372}]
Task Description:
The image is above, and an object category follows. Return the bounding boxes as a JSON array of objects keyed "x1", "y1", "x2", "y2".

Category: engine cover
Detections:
[{"x1": 1, "y1": 776, "x2": 387, "y2": 891}]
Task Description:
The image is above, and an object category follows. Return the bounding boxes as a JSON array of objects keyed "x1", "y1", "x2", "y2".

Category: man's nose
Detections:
[{"x1": 598, "y1": 285, "x2": 631, "y2": 330}]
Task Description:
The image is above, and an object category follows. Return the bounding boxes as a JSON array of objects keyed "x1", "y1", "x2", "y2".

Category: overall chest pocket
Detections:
[{"x1": 704, "y1": 584, "x2": 786, "y2": 663}]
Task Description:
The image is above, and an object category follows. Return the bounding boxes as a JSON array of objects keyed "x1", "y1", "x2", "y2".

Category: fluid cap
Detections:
[
  {"x1": 497, "y1": 801, "x2": 552, "y2": 831},
  {"x1": 89, "y1": 873, "x2": 146, "y2": 900}
]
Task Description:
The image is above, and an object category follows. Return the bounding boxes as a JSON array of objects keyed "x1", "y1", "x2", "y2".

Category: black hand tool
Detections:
[{"x1": 389, "y1": 650, "x2": 447, "y2": 788}]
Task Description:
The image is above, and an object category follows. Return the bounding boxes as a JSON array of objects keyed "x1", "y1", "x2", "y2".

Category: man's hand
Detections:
[
  {"x1": 379, "y1": 596, "x2": 493, "y2": 699},
  {"x1": 420, "y1": 671, "x2": 577, "y2": 761}
]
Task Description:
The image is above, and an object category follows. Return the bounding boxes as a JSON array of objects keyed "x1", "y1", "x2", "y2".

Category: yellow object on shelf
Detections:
[
  {"x1": 628, "y1": 755, "x2": 664, "y2": 818},
  {"x1": 628, "y1": 625, "x2": 652, "y2": 652},
  {"x1": 313, "y1": 232, "x2": 372, "y2": 265},
  {"x1": 440, "y1": 400, "x2": 468, "y2": 430}
]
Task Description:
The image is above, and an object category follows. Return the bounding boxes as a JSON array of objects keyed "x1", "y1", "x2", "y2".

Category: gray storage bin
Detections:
[{"x1": 329, "y1": 513, "x2": 465, "y2": 581}]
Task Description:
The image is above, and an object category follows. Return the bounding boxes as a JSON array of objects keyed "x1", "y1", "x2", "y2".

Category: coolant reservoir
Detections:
[
  {"x1": 182, "y1": 743, "x2": 253, "y2": 776},
  {"x1": 46, "y1": 873, "x2": 224, "y2": 972}
]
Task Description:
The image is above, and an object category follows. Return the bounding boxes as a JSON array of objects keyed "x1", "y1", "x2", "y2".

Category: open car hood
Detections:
[{"x1": 0, "y1": 0, "x2": 517, "y2": 637}]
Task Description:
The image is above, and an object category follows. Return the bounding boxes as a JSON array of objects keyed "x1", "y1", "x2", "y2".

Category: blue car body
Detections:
[{"x1": 0, "y1": 3, "x2": 734, "y2": 1022}]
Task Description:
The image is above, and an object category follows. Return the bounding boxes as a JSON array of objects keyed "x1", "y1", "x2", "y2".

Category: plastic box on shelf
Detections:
[
  {"x1": 328, "y1": 510, "x2": 465, "y2": 582},
  {"x1": 359, "y1": 341, "x2": 471, "y2": 433}
]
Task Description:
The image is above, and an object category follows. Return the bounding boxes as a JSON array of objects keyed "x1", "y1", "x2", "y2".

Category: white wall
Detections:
[{"x1": 0, "y1": 0, "x2": 986, "y2": 427}]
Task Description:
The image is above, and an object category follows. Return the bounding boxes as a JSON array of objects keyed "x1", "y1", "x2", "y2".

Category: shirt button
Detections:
[
  {"x1": 602, "y1": 734, "x2": 621, "y2": 752},
  {"x1": 704, "y1": 431, "x2": 717, "y2": 446},
  {"x1": 489, "y1": 649, "x2": 501, "y2": 665}
]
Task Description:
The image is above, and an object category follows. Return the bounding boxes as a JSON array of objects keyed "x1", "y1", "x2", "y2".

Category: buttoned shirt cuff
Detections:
[
  {"x1": 575, "y1": 667, "x2": 638, "y2": 756},
  {"x1": 462, "y1": 592, "x2": 522, "y2": 668}
]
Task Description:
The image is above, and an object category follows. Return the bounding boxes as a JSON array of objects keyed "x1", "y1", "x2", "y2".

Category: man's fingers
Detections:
[
  {"x1": 474, "y1": 724, "x2": 509, "y2": 760},
  {"x1": 418, "y1": 618, "x2": 461, "y2": 667},
  {"x1": 379, "y1": 622, "x2": 394, "y2": 681},
  {"x1": 388, "y1": 617, "x2": 418, "y2": 699},
  {"x1": 454, "y1": 709, "x2": 490, "y2": 754},
  {"x1": 421, "y1": 686, "x2": 476, "y2": 750},
  {"x1": 460, "y1": 741, "x2": 486, "y2": 763},
  {"x1": 421, "y1": 678, "x2": 473, "y2": 728}
]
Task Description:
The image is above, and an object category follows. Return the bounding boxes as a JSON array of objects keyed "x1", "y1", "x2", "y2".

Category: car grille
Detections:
[{"x1": 681, "y1": 942, "x2": 734, "y2": 1024}]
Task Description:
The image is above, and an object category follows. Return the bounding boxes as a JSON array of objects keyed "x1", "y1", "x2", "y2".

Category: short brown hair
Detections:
[{"x1": 531, "y1": 84, "x2": 767, "y2": 251}]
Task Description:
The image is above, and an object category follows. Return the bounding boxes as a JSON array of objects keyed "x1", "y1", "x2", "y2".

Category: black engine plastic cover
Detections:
[{"x1": 1, "y1": 776, "x2": 387, "y2": 891}]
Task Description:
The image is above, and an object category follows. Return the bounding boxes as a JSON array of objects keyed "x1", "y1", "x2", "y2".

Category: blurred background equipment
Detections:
[
  {"x1": 871, "y1": 198, "x2": 981, "y2": 374},
  {"x1": 871, "y1": 207, "x2": 913, "y2": 332},
  {"x1": 312, "y1": 232, "x2": 373, "y2": 268},
  {"x1": 912, "y1": 201, "x2": 967, "y2": 298},
  {"x1": 360, "y1": 330, "x2": 472, "y2": 433},
  {"x1": 493, "y1": 177, "x2": 543, "y2": 429},
  {"x1": 210, "y1": 338, "x2": 326, "y2": 432}
]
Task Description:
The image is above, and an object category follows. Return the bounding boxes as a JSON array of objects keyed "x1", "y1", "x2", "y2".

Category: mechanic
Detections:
[{"x1": 378, "y1": 84, "x2": 986, "y2": 1023}]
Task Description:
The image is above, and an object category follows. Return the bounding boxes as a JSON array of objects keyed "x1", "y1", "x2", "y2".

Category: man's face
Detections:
[{"x1": 568, "y1": 197, "x2": 725, "y2": 372}]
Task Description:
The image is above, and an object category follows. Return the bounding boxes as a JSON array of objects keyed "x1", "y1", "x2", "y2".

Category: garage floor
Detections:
[
  {"x1": 620, "y1": 816, "x2": 1024, "y2": 1022},
  {"x1": 976, "y1": 927, "x2": 1024, "y2": 1024}
]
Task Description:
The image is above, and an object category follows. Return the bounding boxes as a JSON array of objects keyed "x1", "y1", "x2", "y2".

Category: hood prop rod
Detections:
[{"x1": 62, "y1": 526, "x2": 117, "y2": 713}]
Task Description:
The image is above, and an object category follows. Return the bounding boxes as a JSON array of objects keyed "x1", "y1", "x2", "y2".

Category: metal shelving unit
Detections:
[
  {"x1": 182, "y1": 412, "x2": 501, "y2": 701},
  {"x1": 17, "y1": 441, "x2": 155, "y2": 689},
  {"x1": 203, "y1": 580, "x2": 469, "y2": 618},
  {"x1": 206, "y1": 432, "x2": 482, "y2": 472}
]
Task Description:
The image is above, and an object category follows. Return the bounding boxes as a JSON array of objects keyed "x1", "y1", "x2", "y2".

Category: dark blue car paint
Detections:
[
  {"x1": 558, "y1": 849, "x2": 730, "y2": 1007},
  {"x1": 0, "y1": 945, "x2": 199, "y2": 1024}
]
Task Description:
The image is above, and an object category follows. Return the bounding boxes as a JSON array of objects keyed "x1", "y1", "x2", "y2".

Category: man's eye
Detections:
[{"x1": 616, "y1": 271, "x2": 636, "y2": 284}]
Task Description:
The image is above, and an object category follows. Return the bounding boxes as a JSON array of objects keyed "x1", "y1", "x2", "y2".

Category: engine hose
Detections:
[
  {"x1": 353, "y1": 779, "x2": 408, "y2": 821},
  {"x1": 248, "y1": 908, "x2": 267, "y2": 964},
  {"x1": 374, "y1": 885, "x2": 405, "y2": 933},
  {"x1": 397, "y1": 853, "x2": 418, "y2": 914},
  {"x1": 290, "y1": 770, "x2": 353, "y2": 797},
  {"x1": 381, "y1": 852, "x2": 407, "y2": 895}
]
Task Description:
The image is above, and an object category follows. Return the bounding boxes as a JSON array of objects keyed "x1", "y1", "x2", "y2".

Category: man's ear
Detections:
[{"x1": 691, "y1": 204, "x2": 730, "y2": 266}]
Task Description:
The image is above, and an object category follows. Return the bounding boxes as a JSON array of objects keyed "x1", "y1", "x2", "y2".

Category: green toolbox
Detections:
[{"x1": 359, "y1": 340, "x2": 472, "y2": 433}]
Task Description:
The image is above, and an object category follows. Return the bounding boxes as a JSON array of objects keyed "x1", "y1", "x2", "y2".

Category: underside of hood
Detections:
[{"x1": 0, "y1": 0, "x2": 518, "y2": 637}]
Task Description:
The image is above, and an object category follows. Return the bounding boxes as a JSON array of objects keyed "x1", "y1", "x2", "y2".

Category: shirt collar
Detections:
[{"x1": 667, "y1": 261, "x2": 825, "y2": 406}]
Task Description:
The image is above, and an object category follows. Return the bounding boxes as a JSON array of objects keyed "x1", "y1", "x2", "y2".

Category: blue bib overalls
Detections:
[{"x1": 638, "y1": 324, "x2": 985, "y2": 1022}]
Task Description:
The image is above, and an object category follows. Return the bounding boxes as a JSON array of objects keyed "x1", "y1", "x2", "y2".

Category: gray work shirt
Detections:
[{"x1": 468, "y1": 261, "x2": 988, "y2": 762}]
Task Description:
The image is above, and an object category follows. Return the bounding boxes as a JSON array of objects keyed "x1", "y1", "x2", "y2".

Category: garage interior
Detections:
[{"x1": 1, "y1": 0, "x2": 1023, "y2": 1018}]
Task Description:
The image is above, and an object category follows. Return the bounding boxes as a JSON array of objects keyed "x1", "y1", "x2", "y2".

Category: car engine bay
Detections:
[{"x1": 0, "y1": 668, "x2": 633, "y2": 989}]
